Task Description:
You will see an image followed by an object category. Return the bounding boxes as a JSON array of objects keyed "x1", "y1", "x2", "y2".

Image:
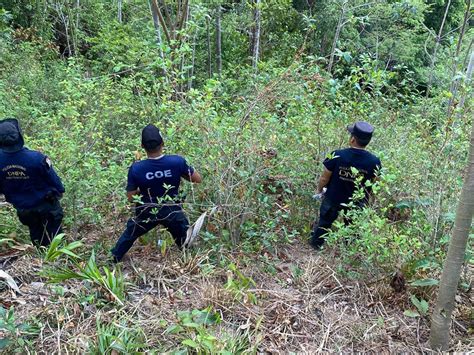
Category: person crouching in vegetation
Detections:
[
  {"x1": 310, "y1": 121, "x2": 381, "y2": 250},
  {"x1": 0, "y1": 118, "x2": 65, "y2": 247},
  {"x1": 111, "y1": 124, "x2": 202, "y2": 262}
]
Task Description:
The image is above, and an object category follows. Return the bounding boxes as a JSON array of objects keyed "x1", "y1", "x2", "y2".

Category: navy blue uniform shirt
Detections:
[
  {"x1": 126, "y1": 155, "x2": 194, "y2": 204},
  {"x1": 0, "y1": 148, "x2": 65, "y2": 209},
  {"x1": 323, "y1": 148, "x2": 381, "y2": 205}
]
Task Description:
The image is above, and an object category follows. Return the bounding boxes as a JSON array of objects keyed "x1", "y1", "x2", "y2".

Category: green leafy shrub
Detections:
[
  {"x1": 163, "y1": 307, "x2": 253, "y2": 353},
  {"x1": 41, "y1": 251, "x2": 125, "y2": 304},
  {"x1": 0, "y1": 306, "x2": 40, "y2": 352},
  {"x1": 325, "y1": 171, "x2": 447, "y2": 280},
  {"x1": 89, "y1": 316, "x2": 146, "y2": 355},
  {"x1": 42, "y1": 233, "x2": 83, "y2": 262}
]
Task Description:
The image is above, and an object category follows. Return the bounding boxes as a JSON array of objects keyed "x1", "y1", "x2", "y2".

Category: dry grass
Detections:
[{"x1": 0, "y1": 231, "x2": 472, "y2": 353}]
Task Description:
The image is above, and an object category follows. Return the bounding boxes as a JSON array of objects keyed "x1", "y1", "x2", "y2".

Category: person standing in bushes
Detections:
[
  {"x1": 111, "y1": 124, "x2": 202, "y2": 262},
  {"x1": 0, "y1": 118, "x2": 65, "y2": 247},
  {"x1": 310, "y1": 121, "x2": 381, "y2": 250}
]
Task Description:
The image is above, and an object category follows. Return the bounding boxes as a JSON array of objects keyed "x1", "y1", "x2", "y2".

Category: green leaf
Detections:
[
  {"x1": 165, "y1": 324, "x2": 183, "y2": 334},
  {"x1": 182, "y1": 322, "x2": 200, "y2": 329},
  {"x1": 403, "y1": 309, "x2": 420, "y2": 318},
  {"x1": 0, "y1": 337, "x2": 10, "y2": 349},
  {"x1": 66, "y1": 241, "x2": 84, "y2": 250},
  {"x1": 410, "y1": 295, "x2": 429, "y2": 315},
  {"x1": 409, "y1": 278, "x2": 438, "y2": 287},
  {"x1": 414, "y1": 258, "x2": 437, "y2": 271},
  {"x1": 58, "y1": 248, "x2": 80, "y2": 259},
  {"x1": 342, "y1": 52, "x2": 352, "y2": 63},
  {"x1": 182, "y1": 339, "x2": 199, "y2": 348},
  {"x1": 193, "y1": 309, "x2": 220, "y2": 325},
  {"x1": 395, "y1": 200, "x2": 412, "y2": 209}
]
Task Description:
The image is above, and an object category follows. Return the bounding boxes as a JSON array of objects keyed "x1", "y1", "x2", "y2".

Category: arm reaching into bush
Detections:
[
  {"x1": 317, "y1": 167, "x2": 332, "y2": 194},
  {"x1": 112, "y1": 124, "x2": 201, "y2": 262},
  {"x1": 184, "y1": 170, "x2": 202, "y2": 183}
]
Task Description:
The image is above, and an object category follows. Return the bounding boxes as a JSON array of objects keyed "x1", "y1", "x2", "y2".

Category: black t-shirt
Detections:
[
  {"x1": 126, "y1": 155, "x2": 194, "y2": 204},
  {"x1": 323, "y1": 148, "x2": 381, "y2": 205},
  {"x1": 0, "y1": 148, "x2": 65, "y2": 209}
]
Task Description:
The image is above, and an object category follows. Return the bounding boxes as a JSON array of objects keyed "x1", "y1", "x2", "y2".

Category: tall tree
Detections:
[
  {"x1": 53, "y1": 0, "x2": 73, "y2": 56},
  {"x1": 426, "y1": 0, "x2": 452, "y2": 97},
  {"x1": 118, "y1": 0, "x2": 123, "y2": 23},
  {"x1": 251, "y1": 0, "x2": 261, "y2": 70},
  {"x1": 75, "y1": 0, "x2": 80, "y2": 36},
  {"x1": 206, "y1": 15, "x2": 213, "y2": 78},
  {"x1": 447, "y1": 0, "x2": 472, "y2": 116},
  {"x1": 215, "y1": 5, "x2": 222, "y2": 77},
  {"x1": 150, "y1": 0, "x2": 190, "y2": 47},
  {"x1": 149, "y1": 0, "x2": 163, "y2": 49},
  {"x1": 150, "y1": 0, "x2": 191, "y2": 93},
  {"x1": 149, "y1": 0, "x2": 167, "y2": 78},
  {"x1": 430, "y1": 50, "x2": 474, "y2": 351},
  {"x1": 327, "y1": 0, "x2": 348, "y2": 74}
]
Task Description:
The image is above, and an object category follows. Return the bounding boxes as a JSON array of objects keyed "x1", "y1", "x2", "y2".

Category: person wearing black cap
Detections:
[
  {"x1": 111, "y1": 124, "x2": 202, "y2": 262},
  {"x1": 310, "y1": 121, "x2": 381, "y2": 249},
  {"x1": 0, "y1": 118, "x2": 65, "y2": 246}
]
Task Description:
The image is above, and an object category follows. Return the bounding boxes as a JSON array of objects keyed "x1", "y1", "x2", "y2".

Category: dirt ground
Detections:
[{"x1": 0, "y1": 230, "x2": 472, "y2": 353}]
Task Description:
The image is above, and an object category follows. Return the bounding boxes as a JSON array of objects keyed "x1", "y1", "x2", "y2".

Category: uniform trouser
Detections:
[
  {"x1": 310, "y1": 198, "x2": 344, "y2": 248},
  {"x1": 111, "y1": 204, "x2": 189, "y2": 261},
  {"x1": 310, "y1": 198, "x2": 365, "y2": 248},
  {"x1": 16, "y1": 200, "x2": 64, "y2": 247}
]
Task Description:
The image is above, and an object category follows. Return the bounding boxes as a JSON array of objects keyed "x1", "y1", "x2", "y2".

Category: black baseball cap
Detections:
[
  {"x1": 347, "y1": 121, "x2": 374, "y2": 144},
  {"x1": 0, "y1": 118, "x2": 24, "y2": 153},
  {"x1": 141, "y1": 124, "x2": 163, "y2": 150}
]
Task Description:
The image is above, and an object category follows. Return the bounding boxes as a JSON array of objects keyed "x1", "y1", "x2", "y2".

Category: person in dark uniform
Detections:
[
  {"x1": 0, "y1": 118, "x2": 65, "y2": 247},
  {"x1": 111, "y1": 124, "x2": 202, "y2": 262},
  {"x1": 310, "y1": 121, "x2": 381, "y2": 249}
]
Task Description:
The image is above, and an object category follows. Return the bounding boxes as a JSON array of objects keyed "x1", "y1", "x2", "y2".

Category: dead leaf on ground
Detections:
[{"x1": 0, "y1": 269, "x2": 21, "y2": 294}]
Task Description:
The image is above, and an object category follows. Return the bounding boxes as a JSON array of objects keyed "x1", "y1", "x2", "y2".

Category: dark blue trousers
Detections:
[
  {"x1": 310, "y1": 197, "x2": 366, "y2": 248},
  {"x1": 112, "y1": 204, "x2": 189, "y2": 261},
  {"x1": 310, "y1": 198, "x2": 344, "y2": 248},
  {"x1": 16, "y1": 200, "x2": 63, "y2": 247}
]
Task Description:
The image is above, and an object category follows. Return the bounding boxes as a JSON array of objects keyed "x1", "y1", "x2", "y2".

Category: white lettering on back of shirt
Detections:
[
  {"x1": 146, "y1": 172, "x2": 154, "y2": 180},
  {"x1": 145, "y1": 170, "x2": 173, "y2": 180}
]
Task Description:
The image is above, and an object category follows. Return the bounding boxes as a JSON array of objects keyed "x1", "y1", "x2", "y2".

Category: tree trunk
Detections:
[
  {"x1": 178, "y1": 5, "x2": 190, "y2": 93},
  {"x1": 426, "y1": 0, "x2": 451, "y2": 97},
  {"x1": 149, "y1": 0, "x2": 190, "y2": 96},
  {"x1": 151, "y1": 0, "x2": 171, "y2": 44},
  {"x1": 215, "y1": 5, "x2": 222, "y2": 77},
  {"x1": 328, "y1": 0, "x2": 348, "y2": 74},
  {"x1": 447, "y1": 0, "x2": 471, "y2": 116},
  {"x1": 149, "y1": 1, "x2": 162, "y2": 48},
  {"x1": 206, "y1": 16, "x2": 212, "y2": 78},
  {"x1": 118, "y1": 0, "x2": 123, "y2": 23},
  {"x1": 149, "y1": 0, "x2": 167, "y2": 78},
  {"x1": 430, "y1": 50, "x2": 474, "y2": 351},
  {"x1": 62, "y1": 10, "x2": 72, "y2": 56},
  {"x1": 188, "y1": 28, "x2": 197, "y2": 90},
  {"x1": 75, "y1": 0, "x2": 80, "y2": 30},
  {"x1": 456, "y1": 51, "x2": 474, "y2": 114},
  {"x1": 251, "y1": 0, "x2": 261, "y2": 70}
]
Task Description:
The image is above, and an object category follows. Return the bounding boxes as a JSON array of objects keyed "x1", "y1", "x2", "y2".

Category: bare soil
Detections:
[{"x1": 0, "y1": 231, "x2": 472, "y2": 353}]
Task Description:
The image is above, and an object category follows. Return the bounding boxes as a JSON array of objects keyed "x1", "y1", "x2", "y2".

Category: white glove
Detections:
[{"x1": 312, "y1": 187, "x2": 327, "y2": 200}]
